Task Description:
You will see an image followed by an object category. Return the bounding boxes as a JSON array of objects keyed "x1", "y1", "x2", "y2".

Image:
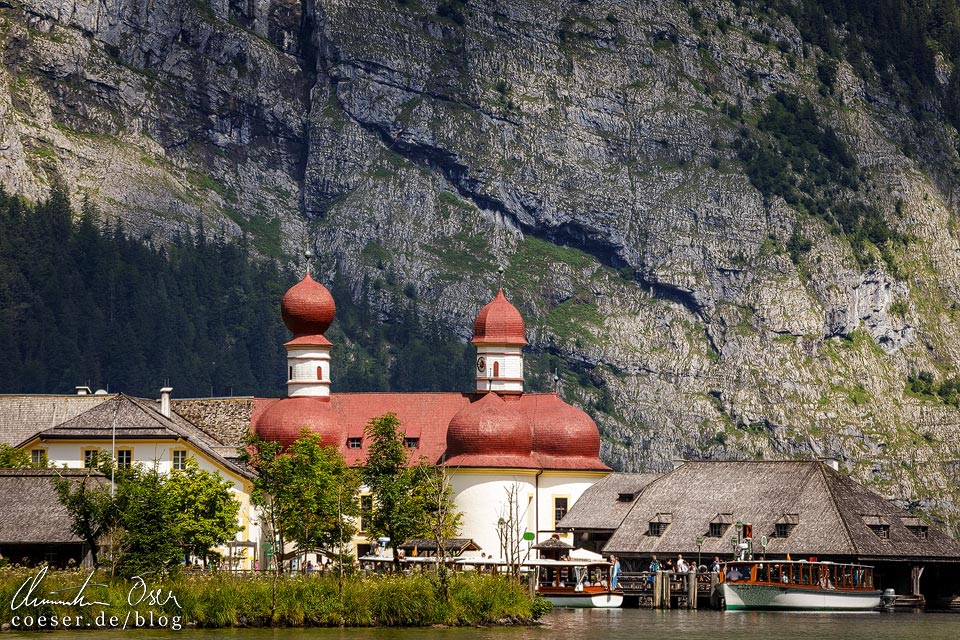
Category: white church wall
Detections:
[{"x1": 448, "y1": 470, "x2": 538, "y2": 559}]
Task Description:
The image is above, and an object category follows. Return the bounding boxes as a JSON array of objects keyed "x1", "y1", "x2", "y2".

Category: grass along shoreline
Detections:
[{"x1": 0, "y1": 568, "x2": 544, "y2": 630}]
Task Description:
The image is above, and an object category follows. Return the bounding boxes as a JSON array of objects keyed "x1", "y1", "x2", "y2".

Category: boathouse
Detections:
[
  {"x1": 0, "y1": 468, "x2": 108, "y2": 567},
  {"x1": 560, "y1": 461, "x2": 960, "y2": 607}
]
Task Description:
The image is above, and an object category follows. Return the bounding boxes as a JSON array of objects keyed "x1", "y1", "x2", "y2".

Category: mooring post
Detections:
[
  {"x1": 688, "y1": 572, "x2": 697, "y2": 609},
  {"x1": 710, "y1": 572, "x2": 720, "y2": 609}
]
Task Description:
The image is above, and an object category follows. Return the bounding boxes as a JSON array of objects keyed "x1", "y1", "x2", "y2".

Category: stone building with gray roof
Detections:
[
  {"x1": 0, "y1": 468, "x2": 109, "y2": 567},
  {"x1": 560, "y1": 461, "x2": 960, "y2": 606}
]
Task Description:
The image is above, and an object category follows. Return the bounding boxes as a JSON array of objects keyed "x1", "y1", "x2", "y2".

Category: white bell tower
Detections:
[
  {"x1": 472, "y1": 274, "x2": 527, "y2": 395},
  {"x1": 279, "y1": 249, "x2": 336, "y2": 400}
]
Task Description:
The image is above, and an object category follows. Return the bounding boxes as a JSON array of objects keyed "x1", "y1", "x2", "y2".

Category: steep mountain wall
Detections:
[{"x1": 3, "y1": 0, "x2": 960, "y2": 531}]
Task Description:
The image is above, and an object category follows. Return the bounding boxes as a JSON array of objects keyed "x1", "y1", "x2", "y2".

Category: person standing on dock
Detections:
[
  {"x1": 648, "y1": 555, "x2": 660, "y2": 585},
  {"x1": 610, "y1": 555, "x2": 621, "y2": 590},
  {"x1": 676, "y1": 554, "x2": 689, "y2": 573}
]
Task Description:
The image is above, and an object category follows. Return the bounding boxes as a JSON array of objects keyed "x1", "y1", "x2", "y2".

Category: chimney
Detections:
[
  {"x1": 76, "y1": 386, "x2": 92, "y2": 396},
  {"x1": 160, "y1": 387, "x2": 173, "y2": 418},
  {"x1": 822, "y1": 458, "x2": 840, "y2": 471}
]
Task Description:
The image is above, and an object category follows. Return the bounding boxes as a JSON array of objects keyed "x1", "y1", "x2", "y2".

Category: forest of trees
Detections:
[{"x1": 0, "y1": 188, "x2": 474, "y2": 397}]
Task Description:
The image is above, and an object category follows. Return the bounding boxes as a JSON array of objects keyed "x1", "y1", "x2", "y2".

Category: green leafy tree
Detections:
[
  {"x1": 166, "y1": 457, "x2": 242, "y2": 562},
  {"x1": 415, "y1": 466, "x2": 463, "y2": 599},
  {"x1": 240, "y1": 431, "x2": 360, "y2": 613},
  {"x1": 362, "y1": 413, "x2": 431, "y2": 572},
  {"x1": 283, "y1": 433, "x2": 360, "y2": 562},
  {"x1": 112, "y1": 464, "x2": 181, "y2": 577},
  {"x1": 52, "y1": 469, "x2": 117, "y2": 567},
  {"x1": 0, "y1": 444, "x2": 34, "y2": 468}
]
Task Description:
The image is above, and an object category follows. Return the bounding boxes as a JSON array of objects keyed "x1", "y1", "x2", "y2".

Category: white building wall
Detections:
[
  {"x1": 447, "y1": 469, "x2": 608, "y2": 559},
  {"x1": 33, "y1": 441, "x2": 259, "y2": 568},
  {"x1": 448, "y1": 470, "x2": 537, "y2": 559},
  {"x1": 535, "y1": 472, "x2": 607, "y2": 549}
]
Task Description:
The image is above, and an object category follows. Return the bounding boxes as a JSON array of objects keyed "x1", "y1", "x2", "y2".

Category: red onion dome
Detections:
[
  {"x1": 444, "y1": 393, "x2": 535, "y2": 467},
  {"x1": 530, "y1": 394, "x2": 602, "y2": 459},
  {"x1": 254, "y1": 396, "x2": 340, "y2": 448},
  {"x1": 472, "y1": 289, "x2": 527, "y2": 346},
  {"x1": 281, "y1": 274, "x2": 336, "y2": 337}
]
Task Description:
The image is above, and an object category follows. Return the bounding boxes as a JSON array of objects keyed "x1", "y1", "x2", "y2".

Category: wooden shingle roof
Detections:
[
  {"x1": 0, "y1": 394, "x2": 114, "y2": 446},
  {"x1": 0, "y1": 469, "x2": 108, "y2": 544},
  {"x1": 557, "y1": 472, "x2": 659, "y2": 531},
  {"x1": 600, "y1": 461, "x2": 960, "y2": 562}
]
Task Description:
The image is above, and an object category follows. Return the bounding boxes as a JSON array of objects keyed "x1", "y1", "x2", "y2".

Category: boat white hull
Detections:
[
  {"x1": 542, "y1": 592, "x2": 624, "y2": 608},
  {"x1": 721, "y1": 583, "x2": 882, "y2": 611}
]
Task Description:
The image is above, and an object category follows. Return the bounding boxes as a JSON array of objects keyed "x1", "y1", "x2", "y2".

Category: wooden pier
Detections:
[{"x1": 619, "y1": 571, "x2": 718, "y2": 609}]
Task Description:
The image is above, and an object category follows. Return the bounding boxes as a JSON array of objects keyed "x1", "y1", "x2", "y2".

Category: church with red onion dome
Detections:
[{"x1": 251, "y1": 268, "x2": 610, "y2": 557}]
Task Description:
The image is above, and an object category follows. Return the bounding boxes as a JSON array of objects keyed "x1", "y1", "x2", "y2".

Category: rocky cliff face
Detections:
[{"x1": 4, "y1": 1, "x2": 960, "y2": 531}]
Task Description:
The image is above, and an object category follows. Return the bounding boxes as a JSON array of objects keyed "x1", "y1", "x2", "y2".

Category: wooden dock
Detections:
[{"x1": 619, "y1": 571, "x2": 718, "y2": 608}]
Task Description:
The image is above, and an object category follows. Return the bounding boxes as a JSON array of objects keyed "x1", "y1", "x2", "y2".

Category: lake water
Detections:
[{"x1": 5, "y1": 608, "x2": 958, "y2": 639}]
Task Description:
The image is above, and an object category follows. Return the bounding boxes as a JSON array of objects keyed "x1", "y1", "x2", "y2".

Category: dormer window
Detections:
[
  {"x1": 649, "y1": 513, "x2": 672, "y2": 537},
  {"x1": 348, "y1": 437, "x2": 362, "y2": 449},
  {"x1": 709, "y1": 513, "x2": 733, "y2": 537},
  {"x1": 870, "y1": 525, "x2": 890, "y2": 539},
  {"x1": 618, "y1": 492, "x2": 637, "y2": 503},
  {"x1": 404, "y1": 437, "x2": 419, "y2": 449},
  {"x1": 862, "y1": 515, "x2": 889, "y2": 539},
  {"x1": 775, "y1": 513, "x2": 798, "y2": 538},
  {"x1": 901, "y1": 517, "x2": 928, "y2": 540}
]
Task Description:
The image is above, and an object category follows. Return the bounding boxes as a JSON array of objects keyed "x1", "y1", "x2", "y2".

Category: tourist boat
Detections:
[
  {"x1": 526, "y1": 560, "x2": 623, "y2": 608},
  {"x1": 718, "y1": 560, "x2": 883, "y2": 611}
]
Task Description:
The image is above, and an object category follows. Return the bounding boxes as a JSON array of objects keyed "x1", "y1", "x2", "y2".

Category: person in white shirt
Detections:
[{"x1": 676, "y1": 554, "x2": 689, "y2": 573}]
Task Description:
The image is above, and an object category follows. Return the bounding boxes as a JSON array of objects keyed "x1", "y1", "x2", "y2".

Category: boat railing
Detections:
[{"x1": 720, "y1": 561, "x2": 876, "y2": 591}]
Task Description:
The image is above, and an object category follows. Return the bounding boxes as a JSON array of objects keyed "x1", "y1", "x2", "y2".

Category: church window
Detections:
[
  {"x1": 317, "y1": 365, "x2": 323, "y2": 380},
  {"x1": 554, "y1": 497, "x2": 568, "y2": 525},
  {"x1": 289, "y1": 366, "x2": 293, "y2": 380},
  {"x1": 493, "y1": 361, "x2": 499, "y2": 377}
]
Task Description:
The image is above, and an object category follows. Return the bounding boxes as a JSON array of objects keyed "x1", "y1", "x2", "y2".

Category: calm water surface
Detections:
[{"x1": 6, "y1": 609, "x2": 958, "y2": 639}]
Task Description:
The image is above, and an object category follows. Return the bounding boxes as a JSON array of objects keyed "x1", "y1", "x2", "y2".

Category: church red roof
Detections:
[
  {"x1": 281, "y1": 274, "x2": 336, "y2": 338},
  {"x1": 445, "y1": 392, "x2": 536, "y2": 467},
  {"x1": 252, "y1": 392, "x2": 609, "y2": 471},
  {"x1": 472, "y1": 289, "x2": 527, "y2": 346},
  {"x1": 522, "y1": 393, "x2": 604, "y2": 463},
  {"x1": 254, "y1": 395, "x2": 338, "y2": 448}
]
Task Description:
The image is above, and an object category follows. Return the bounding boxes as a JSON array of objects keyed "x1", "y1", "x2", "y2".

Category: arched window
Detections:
[
  {"x1": 317, "y1": 365, "x2": 323, "y2": 380},
  {"x1": 289, "y1": 366, "x2": 293, "y2": 380},
  {"x1": 493, "y1": 361, "x2": 499, "y2": 377}
]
